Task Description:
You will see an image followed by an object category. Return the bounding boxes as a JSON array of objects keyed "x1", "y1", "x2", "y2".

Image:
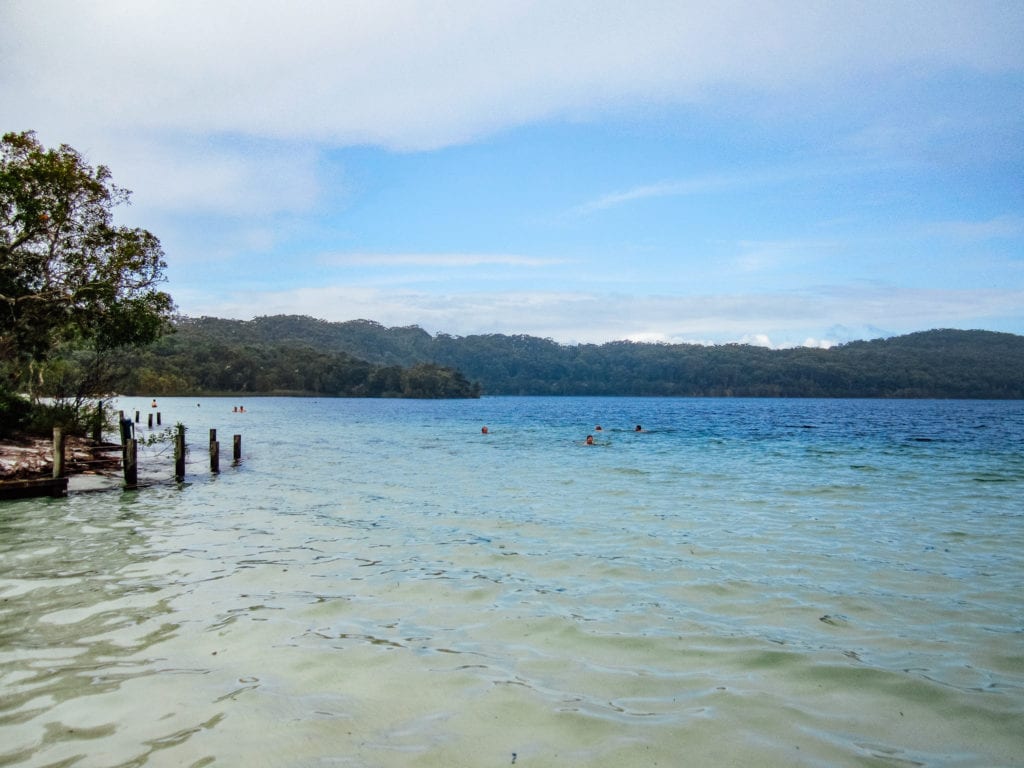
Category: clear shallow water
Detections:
[{"x1": 1, "y1": 396, "x2": 1022, "y2": 767}]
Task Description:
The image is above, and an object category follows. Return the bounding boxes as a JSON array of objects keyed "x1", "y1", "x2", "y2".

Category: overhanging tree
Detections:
[{"x1": 1, "y1": 130, "x2": 174, "y2": 422}]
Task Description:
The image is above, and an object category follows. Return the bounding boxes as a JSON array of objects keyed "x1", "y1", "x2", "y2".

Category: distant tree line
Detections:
[
  {"x1": 111, "y1": 327, "x2": 480, "y2": 398},
  {"x1": 126, "y1": 316, "x2": 1024, "y2": 399}
]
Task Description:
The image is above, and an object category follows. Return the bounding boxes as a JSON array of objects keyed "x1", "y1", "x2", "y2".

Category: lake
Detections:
[{"x1": 1, "y1": 396, "x2": 1022, "y2": 767}]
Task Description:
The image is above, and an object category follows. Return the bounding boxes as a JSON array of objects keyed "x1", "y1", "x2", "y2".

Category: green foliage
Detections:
[
  {"x1": 0, "y1": 390, "x2": 32, "y2": 437},
  {"x1": 0, "y1": 130, "x2": 174, "y2": 404},
  {"x1": 119, "y1": 323, "x2": 481, "y2": 398},
  {"x1": 134, "y1": 317, "x2": 1023, "y2": 399},
  {"x1": 4, "y1": 397, "x2": 103, "y2": 436},
  {"x1": 399, "y1": 363, "x2": 481, "y2": 399}
]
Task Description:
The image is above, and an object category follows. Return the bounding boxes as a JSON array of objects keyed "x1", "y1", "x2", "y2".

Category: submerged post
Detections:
[
  {"x1": 157, "y1": 411, "x2": 162, "y2": 426},
  {"x1": 233, "y1": 434, "x2": 242, "y2": 463},
  {"x1": 119, "y1": 417, "x2": 134, "y2": 473},
  {"x1": 124, "y1": 438, "x2": 138, "y2": 487},
  {"x1": 148, "y1": 413, "x2": 153, "y2": 429},
  {"x1": 52, "y1": 426, "x2": 65, "y2": 479},
  {"x1": 174, "y1": 424, "x2": 186, "y2": 481},
  {"x1": 209, "y1": 428, "x2": 218, "y2": 473}
]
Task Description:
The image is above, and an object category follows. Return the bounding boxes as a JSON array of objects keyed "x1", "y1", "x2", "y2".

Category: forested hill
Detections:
[{"x1": 127, "y1": 316, "x2": 1024, "y2": 398}]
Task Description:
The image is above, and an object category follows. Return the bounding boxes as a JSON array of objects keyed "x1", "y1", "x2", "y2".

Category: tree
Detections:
[{"x1": 0, "y1": 131, "x2": 174, "y2": 404}]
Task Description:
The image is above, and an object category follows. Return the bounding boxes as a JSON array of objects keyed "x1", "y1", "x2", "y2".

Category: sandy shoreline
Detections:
[{"x1": 0, "y1": 434, "x2": 124, "y2": 490}]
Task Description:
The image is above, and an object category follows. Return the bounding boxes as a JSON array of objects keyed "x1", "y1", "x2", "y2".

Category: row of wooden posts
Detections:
[
  {"x1": 118, "y1": 411, "x2": 242, "y2": 487},
  {"x1": 48, "y1": 408, "x2": 242, "y2": 490}
]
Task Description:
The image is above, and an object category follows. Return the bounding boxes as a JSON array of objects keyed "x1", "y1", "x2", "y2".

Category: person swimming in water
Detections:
[{"x1": 585, "y1": 434, "x2": 595, "y2": 445}]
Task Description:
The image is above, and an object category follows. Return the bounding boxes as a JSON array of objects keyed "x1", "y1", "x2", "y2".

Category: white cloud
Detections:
[
  {"x1": 70, "y1": 134, "x2": 322, "y2": 219},
  {"x1": 4, "y1": 1, "x2": 1021, "y2": 152}
]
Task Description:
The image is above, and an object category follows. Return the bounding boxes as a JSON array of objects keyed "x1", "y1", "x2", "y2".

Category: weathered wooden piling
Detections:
[
  {"x1": 174, "y1": 424, "x2": 186, "y2": 481},
  {"x1": 119, "y1": 417, "x2": 134, "y2": 485},
  {"x1": 135, "y1": 410, "x2": 140, "y2": 423},
  {"x1": 233, "y1": 434, "x2": 242, "y2": 463},
  {"x1": 119, "y1": 417, "x2": 133, "y2": 455},
  {"x1": 148, "y1": 413, "x2": 153, "y2": 429},
  {"x1": 52, "y1": 426, "x2": 65, "y2": 479},
  {"x1": 124, "y1": 438, "x2": 138, "y2": 487},
  {"x1": 209, "y1": 429, "x2": 219, "y2": 473},
  {"x1": 157, "y1": 412, "x2": 162, "y2": 426}
]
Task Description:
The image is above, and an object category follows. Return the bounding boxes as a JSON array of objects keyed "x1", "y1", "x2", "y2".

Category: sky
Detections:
[{"x1": 3, "y1": 1, "x2": 1023, "y2": 348}]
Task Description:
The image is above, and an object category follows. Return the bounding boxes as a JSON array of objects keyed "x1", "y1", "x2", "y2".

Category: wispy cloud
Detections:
[
  {"x1": 318, "y1": 253, "x2": 568, "y2": 268},
  {"x1": 571, "y1": 174, "x2": 740, "y2": 215},
  {"x1": 177, "y1": 282, "x2": 1024, "y2": 348},
  {"x1": 924, "y1": 215, "x2": 1024, "y2": 241},
  {"x1": 732, "y1": 239, "x2": 842, "y2": 274},
  {"x1": 568, "y1": 163, "x2": 861, "y2": 216}
]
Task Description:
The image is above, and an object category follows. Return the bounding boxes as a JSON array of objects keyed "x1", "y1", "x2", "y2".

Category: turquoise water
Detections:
[{"x1": 1, "y1": 396, "x2": 1022, "y2": 767}]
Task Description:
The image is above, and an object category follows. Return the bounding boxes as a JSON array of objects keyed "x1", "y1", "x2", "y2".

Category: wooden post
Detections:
[
  {"x1": 52, "y1": 426, "x2": 66, "y2": 479},
  {"x1": 209, "y1": 428, "x2": 218, "y2": 473},
  {"x1": 124, "y1": 438, "x2": 138, "y2": 487},
  {"x1": 233, "y1": 434, "x2": 242, "y2": 463},
  {"x1": 174, "y1": 424, "x2": 186, "y2": 481},
  {"x1": 157, "y1": 411, "x2": 162, "y2": 426},
  {"x1": 135, "y1": 410, "x2": 140, "y2": 423},
  {"x1": 119, "y1": 417, "x2": 134, "y2": 472},
  {"x1": 148, "y1": 413, "x2": 153, "y2": 429}
]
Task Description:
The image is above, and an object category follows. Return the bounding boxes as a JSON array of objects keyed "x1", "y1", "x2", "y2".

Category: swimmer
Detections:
[
  {"x1": 635, "y1": 424, "x2": 643, "y2": 432},
  {"x1": 595, "y1": 425, "x2": 603, "y2": 431},
  {"x1": 481, "y1": 426, "x2": 489, "y2": 434},
  {"x1": 585, "y1": 434, "x2": 595, "y2": 445},
  {"x1": 151, "y1": 399, "x2": 158, "y2": 408}
]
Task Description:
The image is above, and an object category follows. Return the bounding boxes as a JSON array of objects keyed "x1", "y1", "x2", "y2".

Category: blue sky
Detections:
[{"x1": 3, "y1": 1, "x2": 1023, "y2": 347}]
